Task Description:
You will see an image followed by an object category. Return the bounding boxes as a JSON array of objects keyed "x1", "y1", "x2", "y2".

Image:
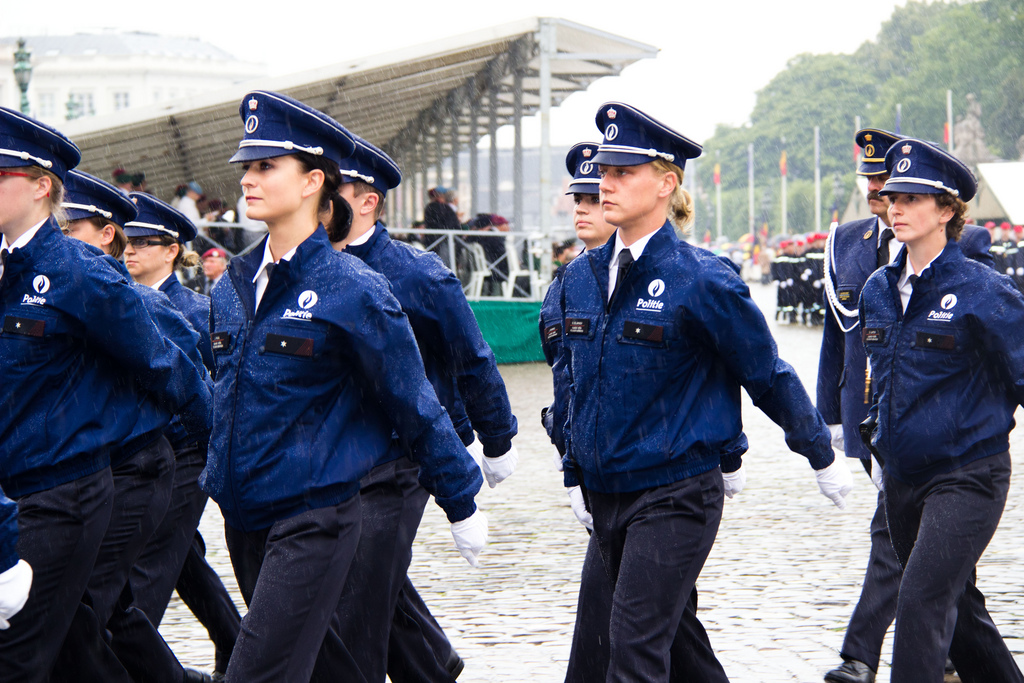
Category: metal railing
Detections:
[{"x1": 188, "y1": 223, "x2": 549, "y2": 301}]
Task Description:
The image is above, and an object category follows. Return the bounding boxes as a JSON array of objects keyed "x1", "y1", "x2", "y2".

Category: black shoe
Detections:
[
  {"x1": 445, "y1": 649, "x2": 465, "y2": 679},
  {"x1": 944, "y1": 656, "x2": 960, "y2": 682},
  {"x1": 211, "y1": 673, "x2": 226, "y2": 683},
  {"x1": 824, "y1": 659, "x2": 875, "y2": 683},
  {"x1": 183, "y1": 669, "x2": 213, "y2": 683}
]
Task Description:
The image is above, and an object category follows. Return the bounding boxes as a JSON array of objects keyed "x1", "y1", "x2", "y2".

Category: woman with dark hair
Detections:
[
  {"x1": 859, "y1": 138, "x2": 1024, "y2": 683},
  {"x1": 202, "y1": 91, "x2": 485, "y2": 683}
]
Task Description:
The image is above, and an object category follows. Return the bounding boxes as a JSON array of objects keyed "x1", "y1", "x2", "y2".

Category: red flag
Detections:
[
  {"x1": 713, "y1": 163, "x2": 721, "y2": 186},
  {"x1": 779, "y1": 151, "x2": 787, "y2": 177},
  {"x1": 854, "y1": 143, "x2": 861, "y2": 164},
  {"x1": 943, "y1": 122, "x2": 950, "y2": 145}
]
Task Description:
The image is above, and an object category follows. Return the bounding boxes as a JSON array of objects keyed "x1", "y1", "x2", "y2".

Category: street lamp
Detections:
[{"x1": 13, "y1": 38, "x2": 33, "y2": 115}]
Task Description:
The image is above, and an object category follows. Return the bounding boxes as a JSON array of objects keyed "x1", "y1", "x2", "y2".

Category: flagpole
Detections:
[
  {"x1": 714, "y1": 151, "x2": 722, "y2": 240},
  {"x1": 814, "y1": 126, "x2": 821, "y2": 233},
  {"x1": 748, "y1": 143, "x2": 755, "y2": 241},
  {"x1": 946, "y1": 89, "x2": 954, "y2": 152},
  {"x1": 854, "y1": 115, "x2": 861, "y2": 169},
  {"x1": 780, "y1": 137, "x2": 787, "y2": 236}
]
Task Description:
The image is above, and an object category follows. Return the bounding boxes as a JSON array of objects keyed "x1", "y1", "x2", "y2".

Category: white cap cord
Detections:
[
  {"x1": 238, "y1": 139, "x2": 324, "y2": 156},
  {"x1": 124, "y1": 220, "x2": 180, "y2": 239},
  {"x1": 61, "y1": 202, "x2": 113, "y2": 219},
  {"x1": 597, "y1": 143, "x2": 675, "y2": 163},
  {"x1": 0, "y1": 147, "x2": 53, "y2": 169}
]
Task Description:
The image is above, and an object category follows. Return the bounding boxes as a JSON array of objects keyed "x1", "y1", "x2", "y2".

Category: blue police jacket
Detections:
[
  {"x1": 345, "y1": 224, "x2": 517, "y2": 460},
  {"x1": 159, "y1": 274, "x2": 214, "y2": 450},
  {"x1": 0, "y1": 218, "x2": 213, "y2": 498},
  {"x1": 539, "y1": 265, "x2": 568, "y2": 455},
  {"x1": 87, "y1": 255, "x2": 211, "y2": 462},
  {"x1": 201, "y1": 227, "x2": 482, "y2": 532},
  {"x1": 560, "y1": 221, "x2": 833, "y2": 493},
  {"x1": 818, "y1": 219, "x2": 992, "y2": 462},
  {"x1": 860, "y1": 239, "x2": 1024, "y2": 485},
  {"x1": 0, "y1": 486, "x2": 17, "y2": 573}
]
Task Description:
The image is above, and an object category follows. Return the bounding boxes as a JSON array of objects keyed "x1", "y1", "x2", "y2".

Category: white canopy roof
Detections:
[
  {"x1": 976, "y1": 162, "x2": 1024, "y2": 224},
  {"x1": 61, "y1": 18, "x2": 657, "y2": 207}
]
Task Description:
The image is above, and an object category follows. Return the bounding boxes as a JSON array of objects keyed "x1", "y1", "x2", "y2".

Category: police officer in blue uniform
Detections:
[
  {"x1": 202, "y1": 91, "x2": 486, "y2": 683},
  {"x1": 560, "y1": 102, "x2": 853, "y2": 683},
  {"x1": 54, "y1": 170, "x2": 215, "y2": 683},
  {"x1": 819, "y1": 129, "x2": 993, "y2": 683},
  {"x1": 0, "y1": 106, "x2": 212, "y2": 682},
  {"x1": 541, "y1": 142, "x2": 618, "y2": 683},
  {"x1": 310, "y1": 134, "x2": 517, "y2": 682},
  {"x1": 859, "y1": 138, "x2": 1024, "y2": 683}
]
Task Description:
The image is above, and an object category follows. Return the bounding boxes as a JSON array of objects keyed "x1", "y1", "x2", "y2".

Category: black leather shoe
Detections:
[
  {"x1": 183, "y1": 669, "x2": 213, "y2": 683},
  {"x1": 445, "y1": 649, "x2": 465, "y2": 679},
  {"x1": 211, "y1": 673, "x2": 226, "y2": 683},
  {"x1": 824, "y1": 659, "x2": 875, "y2": 683}
]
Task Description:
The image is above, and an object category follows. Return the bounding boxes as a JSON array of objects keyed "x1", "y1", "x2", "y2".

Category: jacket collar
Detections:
[{"x1": 344, "y1": 222, "x2": 389, "y2": 262}]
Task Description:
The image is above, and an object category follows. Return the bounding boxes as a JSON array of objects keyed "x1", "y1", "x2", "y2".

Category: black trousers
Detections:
[
  {"x1": 585, "y1": 470, "x2": 730, "y2": 683},
  {"x1": 387, "y1": 579, "x2": 457, "y2": 682},
  {"x1": 885, "y1": 452, "x2": 1023, "y2": 683},
  {"x1": 225, "y1": 498, "x2": 361, "y2": 683},
  {"x1": 565, "y1": 532, "x2": 612, "y2": 683},
  {"x1": 839, "y1": 460, "x2": 902, "y2": 671},
  {"x1": 52, "y1": 436, "x2": 183, "y2": 683},
  {"x1": 312, "y1": 456, "x2": 454, "y2": 683},
  {"x1": 0, "y1": 468, "x2": 113, "y2": 683}
]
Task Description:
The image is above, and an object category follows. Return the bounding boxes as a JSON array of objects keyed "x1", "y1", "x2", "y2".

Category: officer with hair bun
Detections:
[
  {"x1": 314, "y1": 133, "x2": 517, "y2": 682},
  {"x1": 0, "y1": 106, "x2": 212, "y2": 681},
  {"x1": 559, "y1": 102, "x2": 852, "y2": 682},
  {"x1": 859, "y1": 138, "x2": 1024, "y2": 683},
  {"x1": 203, "y1": 91, "x2": 485, "y2": 683}
]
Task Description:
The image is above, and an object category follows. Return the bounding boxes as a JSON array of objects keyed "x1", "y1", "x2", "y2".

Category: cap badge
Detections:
[
  {"x1": 607, "y1": 107, "x2": 617, "y2": 120},
  {"x1": 248, "y1": 97, "x2": 258, "y2": 111},
  {"x1": 245, "y1": 115, "x2": 259, "y2": 134},
  {"x1": 864, "y1": 134, "x2": 873, "y2": 142},
  {"x1": 902, "y1": 144, "x2": 912, "y2": 154},
  {"x1": 605, "y1": 124, "x2": 619, "y2": 141},
  {"x1": 579, "y1": 161, "x2": 593, "y2": 175},
  {"x1": 582, "y1": 147, "x2": 592, "y2": 158},
  {"x1": 865, "y1": 144, "x2": 875, "y2": 158},
  {"x1": 895, "y1": 158, "x2": 912, "y2": 174}
]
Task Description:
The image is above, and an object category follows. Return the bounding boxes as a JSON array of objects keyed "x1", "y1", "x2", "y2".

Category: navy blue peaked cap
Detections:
[
  {"x1": 565, "y1": 142, "x2": 601, "y2": 195},
  {"x1": 591, "y1": 102, "x2": 702, "y2": 168},
  {"x1": 230, "y1": 91, "x2": 356, "y2": 166},
  {"x1": 126, "y1": 192, "x2": 198, "y2": 243},
  {"x1": 338, "y1": 136, "x2": 401, "y2": 195},
  {"x1": 881, "y1": 138, "x2": 977, "y2": 202},
  {"x1": 855, "y1": 128, "x2": 900, "y2": 177},
  {"x1": 63, "y1": 170, "x2": 138, "y2": 227},
  {"x1": 0, "y1": 106, "x2": 80, "y2": 182}
]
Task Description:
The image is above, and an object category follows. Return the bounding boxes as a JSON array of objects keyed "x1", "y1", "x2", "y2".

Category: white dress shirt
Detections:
[
  {"x1": 253, "y1": 238, "x2": 297, "y2": 311},
  {"x1": 607, "y1": 229, "x2": 657, "y2": 301}
]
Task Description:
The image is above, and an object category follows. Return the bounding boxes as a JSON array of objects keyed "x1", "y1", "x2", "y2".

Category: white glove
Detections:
[
  {"x1": 552, "y1": 447, "x2": 564, "y2": 472},
  {"x1": 814, "y1": 457, "x2": 854, "y2": 509},
  {"x1": 481, "y1": 444, "x2": 518, "y2": 488},
  {"x1": 0, "y1": 560, "x2": 33, "y2": 629},
  {"x1": 870, "y1": 454, "x2": 885, "y2": 492},
  {"x1": 829, "y1": 424, "x2": 845, "y2": 452},
  {"x1": 722, "y1": 465, "x2": 746, "y2": 499},
  {"x1": 567, "y1": 486, "x2": 593, "y2": 530},
  {"x1": 466, "y1": 438, "x2": 484, "y2": 469},
  {"x1": 450, "y1": 510, "x2": 488, "y2": 568}
]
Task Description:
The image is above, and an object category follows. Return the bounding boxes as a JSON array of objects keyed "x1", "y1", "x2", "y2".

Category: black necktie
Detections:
[
  {"x1": 609, "y1": 250, "x2": 634, "y2": 305},
  {"x1": 264, "y1": 262, "x2": 276, "y2": 282},
  {"x1": 877, "y1": 228, "x2": 895, "y2": 268},
  {"x1": 908, "y1": 274, "x2": 918, "y2": 287},
  {"x1": 0, "y1": 249, "x2": 8, "y2": 278}
]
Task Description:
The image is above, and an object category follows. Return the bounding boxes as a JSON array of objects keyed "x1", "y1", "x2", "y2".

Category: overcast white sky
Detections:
[{"x1": 7, "y1": 0, "x2": 910, "y2": 146}]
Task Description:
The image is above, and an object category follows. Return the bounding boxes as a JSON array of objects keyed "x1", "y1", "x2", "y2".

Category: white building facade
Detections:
[{"x1": 0, "y1": 32, "x2": 264, "y2": 126}]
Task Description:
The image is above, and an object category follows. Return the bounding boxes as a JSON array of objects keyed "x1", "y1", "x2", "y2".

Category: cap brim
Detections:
[
  {"x1": 567, "y1": 181, "x2": 600, "y2": 195},
  {"x1": 590, "y1": 150, "x2": 652, "y2": 167},
  {"x1": 64, "y1": 207, "x2": 100, "y2": 221},
  {"x1": 857, "y1": 161, "x2": 888, "y2": 176},
  {"x1": 0, "y1": 153, "x2": 35, "y2": 170},
  {"x1": 878, "y1": 181, "x2": 945, "y2": 197},
  {"x1": 229, "y1": 146, "x2": 293, "y2": 163}
]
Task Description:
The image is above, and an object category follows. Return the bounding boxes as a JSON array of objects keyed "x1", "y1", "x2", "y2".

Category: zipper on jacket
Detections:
[{"x1": 224, "y1": 265, "x2": 256, "y2": 532}]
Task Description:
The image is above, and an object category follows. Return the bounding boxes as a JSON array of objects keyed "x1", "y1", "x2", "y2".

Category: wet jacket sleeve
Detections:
[
  {"x1": 71, "y1": 272, "x2": 213, "y2": 439},
  {"x1": 539, "y1": 278, "x2": 567, "y2": 455},
  {"x1": 976, "y1": 277, "x2": 1024, "y2": 408},
  {"x1": 0, "y1": 486, "x2": 17, "y2": 573},
  {"x1": 352, "y1": 284, "x2": 483, "y2": 522},
  {"x1": 557, "y1": 283, "x2": 581, "y2": 488},
  {"x1": 692, "y1": 267, "x2": 833, "y2": 470},
  {"x1": 816, "y1": 289, "x2": 846, "y2": 425},
  {"x1": 411, "y1": 270, "x2": 517, "y2": 458}
]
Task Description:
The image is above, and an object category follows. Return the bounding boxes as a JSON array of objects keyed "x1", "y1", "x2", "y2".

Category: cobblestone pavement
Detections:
[{"x1": 162, "y1": 282, "x2": 1024, "y2": 681}]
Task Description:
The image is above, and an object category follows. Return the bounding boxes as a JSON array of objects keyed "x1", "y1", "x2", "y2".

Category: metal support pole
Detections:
[
  {"x1": 470, "y1": 101, "x2": 479, "y2": 217},
  {"x1": 538, "y1": 18, "x2": 555, "y2": 282},
  {"x1": 488, "y1": 83, "x2": 499, "y2": 213},
  {"x1": 715, "y1": 150, "x2": 722, "y2": 240},
  {"x1": 434, "y1": 123, "x2": 443, "y2": 189},
  {"x1": 946, "y1": 89, "x2": 954, "y2": 152},
  {"x1": 747, "y1": 143, "x2": 755, "y2": 238},
  {"x1": 513, "y1": 68, "x2": 524, "y2": 232},
  {"x1": 450, "y1": 95, "x2": 460, "y2": 198},
  {"x1": 814, "y1": 126, "x2": 822, "y2": 233}
]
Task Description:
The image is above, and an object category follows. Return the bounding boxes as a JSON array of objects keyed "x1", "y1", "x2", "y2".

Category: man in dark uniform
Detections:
[{"x1": 818, "y1": 129, "x2": 992, "y2": 683}]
